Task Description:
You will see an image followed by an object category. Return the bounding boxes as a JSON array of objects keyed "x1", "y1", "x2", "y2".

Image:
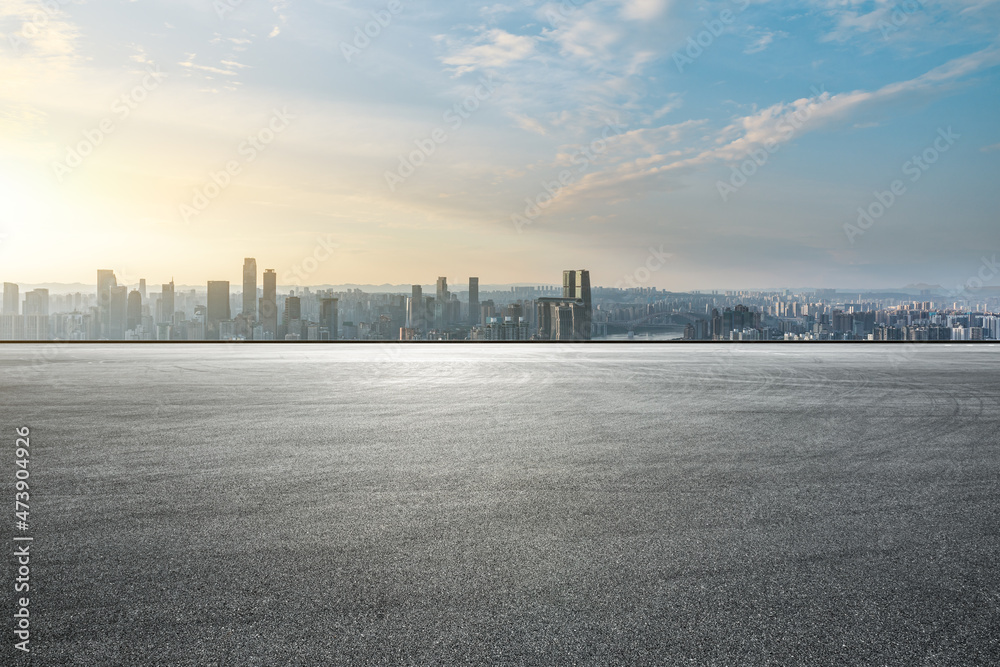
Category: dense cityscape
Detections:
[{"x1": 1, "y1": 259, "x2": 999, "y2": 342}]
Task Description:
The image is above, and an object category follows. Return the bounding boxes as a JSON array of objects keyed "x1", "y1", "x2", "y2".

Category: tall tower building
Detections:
[
  {"x1": 283, "y1": 296, "x2": 301, "y2": 322},
  {"x1": 3, "y1": 283, "x2": 19, "y2": 315},
  {"x1": 97, "y1": 269, "x2": 117, "y2": 338},
  {"x1": 320, "y1": 297, "x2": 339, "y2": 340},
  {"x1": 468, "y1": 277, "x2": 479, "y2": 326},
  {"x1": 108, "y1": 285, "x2": 128, "y2": 340},
  {"x1": 242, "y1": 258, "x2": 257, "y2": 321},
  {"x1": 282, "y1": 295, "x2": 301, "y2": 339},
  {"x1": 206, "y1": 281, "x2": 231, "y2": 340},
  {"x1": 139, "y1": 278, "x2": 147, "y2": 300},
  {"x1": 159, "y1": 280, "x2": 175, "y2": 325},
  {"x1": 409, "y1": 285, "x2": 423, "y2": 329},
  {"x1": 435, "y1": 277, "x2": 448, "y2": 328},
  {"x1": 562, "y1": 269, "x2": 592, "y2": 311},
  {"x1": 537, "y1": 269, "x2": 593, "y2": 341},
  {"x1": 563, "y1": 268, "x2": 592, "y2": 338},
  {"x1": 262, "y1": 269, "x2": 277, "y2": 339},
  {"x1": 127, "y1": 290, "x2": 142, "y2": 331}
]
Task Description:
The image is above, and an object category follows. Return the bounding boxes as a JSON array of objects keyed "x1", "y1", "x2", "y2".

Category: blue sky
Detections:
[{"x1": 1, "y1": 0, "x2": 998, "y2": 289}]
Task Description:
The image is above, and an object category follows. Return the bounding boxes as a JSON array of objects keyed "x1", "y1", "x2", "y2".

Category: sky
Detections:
[{"x1": 0, "y1": 0, "x2": 998, "y2": 291}]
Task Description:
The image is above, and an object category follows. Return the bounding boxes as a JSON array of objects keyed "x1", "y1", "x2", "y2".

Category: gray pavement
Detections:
[{"x1": 1, "y1": 344, "x2": 998, "y2": 665}]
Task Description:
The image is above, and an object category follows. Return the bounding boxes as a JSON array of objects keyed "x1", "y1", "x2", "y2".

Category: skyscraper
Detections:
[
  {"x1": 3, "y1": 283, "x2": 19, "y2": 315},
  {"x1": 409, "y1": 285, "x2": 423, "y2": 329},
  {"x1": 435, "y1": 277, "x2": 448, "y2": 328},
  {"x1": 283, "y1": 295, "x2": 301, "y2": 322},
  {"x1": 109, "y1": 285, "x2": 128, "y2": 340},
  {"x1": 468, "y1": 277, "x2": 479, "y2": 326},
  {"x1": 320, "y1": 297, "x2": 339, "y2": 340},
  {"x1": 242, "y1": 258, "x2": 257, "y2": 321},
  {"x1": 562, "y1": 269, "x2": 592, "y2": 312},
  {"x1": 282, "y1": 295, "x2": 301, "y2": 339},
  {"x1": 537, "y1": 269, "x2": 593, "y2": 340},
  {"x1": 262, "y1": 269, "x2": 277, "y2": 339},
  {"x1": 139, "y1": 278, "x2": 147, "y2": 300},
  {"x1": 159, "y1": 280, "x2": 175, "y2": 325},
  {"x1": 127, "y1": 290, "x2": 142, "y2": 331},
  {"x1": 97, "y1": 269, "x2": 117, "y2": 338},
  {"x1": 206, "y1": 281, "x2": 231, "y2": 340}
]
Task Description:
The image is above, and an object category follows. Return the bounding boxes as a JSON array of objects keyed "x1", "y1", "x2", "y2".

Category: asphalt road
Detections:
[{"x1": 1, "y1": 344, "x2": 998, "y2": 666}]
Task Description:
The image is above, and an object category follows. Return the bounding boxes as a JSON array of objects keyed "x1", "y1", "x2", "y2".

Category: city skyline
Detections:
[
  {"x1": 1, "y1": 2, "x2": 998, "y2": 289},
  {"x1": 2, "y1": 259, "x2": 998, "y2": 342}
]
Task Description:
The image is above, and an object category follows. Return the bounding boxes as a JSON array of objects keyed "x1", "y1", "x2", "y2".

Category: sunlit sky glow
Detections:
[{"x1": 1, "y1": 0, "x2": 998, "y2": 290}]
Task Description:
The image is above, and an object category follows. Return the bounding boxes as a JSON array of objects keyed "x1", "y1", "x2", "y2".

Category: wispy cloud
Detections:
[
  {"x1": 620, "y1": 0, "x2": 670, "y2": 21},
  {"x1": 744, "y1": 29, "x2": 785, "y2": 54},
  {"x1": 178, "y1": 55, "x2": 243, "y2": 77},
  {"x1": 549, "y1": 43, "x2": 1000, "y2": 204},
  {"x1": 441, "y1": 29, "x2": 536, "y2": 75}
]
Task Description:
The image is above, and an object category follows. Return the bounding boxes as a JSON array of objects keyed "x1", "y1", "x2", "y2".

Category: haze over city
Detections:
[{"x1": 2, "y1": 0, "x2": 999, "y2": 289}]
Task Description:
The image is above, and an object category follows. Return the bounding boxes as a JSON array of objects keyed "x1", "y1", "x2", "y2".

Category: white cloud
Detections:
[
  {"x1": 508, "y1": 113, "x2": 549, "y2": 136},
  {"x1": 549, "y1": 43, "x2": 1000, "y2": 204},
  {"x1": 546, "y1": 15, "x2": 622, "y2": 64},
  {"x1": 745, "y1": 30, "x2": 784, "y2": 54},
  {"x1": 621, "y1": 0, "x2": 669, "y2": 21},
  {"x1": 178, "y1": 56, "x2": 241, "y2": 77},
  {"x1": 441, "y1": 29, "x2": 536, "y2": 75}
]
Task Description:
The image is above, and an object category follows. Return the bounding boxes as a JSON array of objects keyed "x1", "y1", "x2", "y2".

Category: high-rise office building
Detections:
[
  {"x1": 468, "y1": 277, "x2": 479, "y2": 326},
  {"x1": 320, "y1": 297, "x2": 339, "y2": 340},
  {"x1": 206, "y1": 281, "x2": 231, "y2": 340},
  {"x1": 139, "y1": 278, "x2": 147, "y2": 300},
  {"x1": 23, "y1": 289, "x2": 48, "y2": 317},
  {"x1": 127, "y1": 290, "x2": 142, "y2": 331},
  {"x1": 282, "y1": 295, "x2": 301, "y2": 339},
  {"x1": 563, "y1": 269, "x2": 592, "y2": 312},
  {"x1": 262, "y1": 269, "x2": 277, "y2": 339},
  {"x1": 435, "y1": 277, "x2": 448, "y2": 328},
  {"x1": 159, "y1": 280, "x2": 175, "y2": 325},
  {"x1": 97, "y1": 269, "x2": 117, "y2": 338},
  {"x1": 242, "y1": 258, "x2": 257, "y2": 321},
  {"x1": 409, "y1": 285, "x2": 423, "y2": 329},
  {"x1": 283, "y1": 295, "x2": 301, "y2": 322},
  {"x1": 3, "y1": 283, "x2": 19, "y2": 315},
  {"x1": 537, "y1": 269, "x2": 593, "y2": 340},
  {"x1": 108, "y1": 285, "x2": 128, "y2": 340}
]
